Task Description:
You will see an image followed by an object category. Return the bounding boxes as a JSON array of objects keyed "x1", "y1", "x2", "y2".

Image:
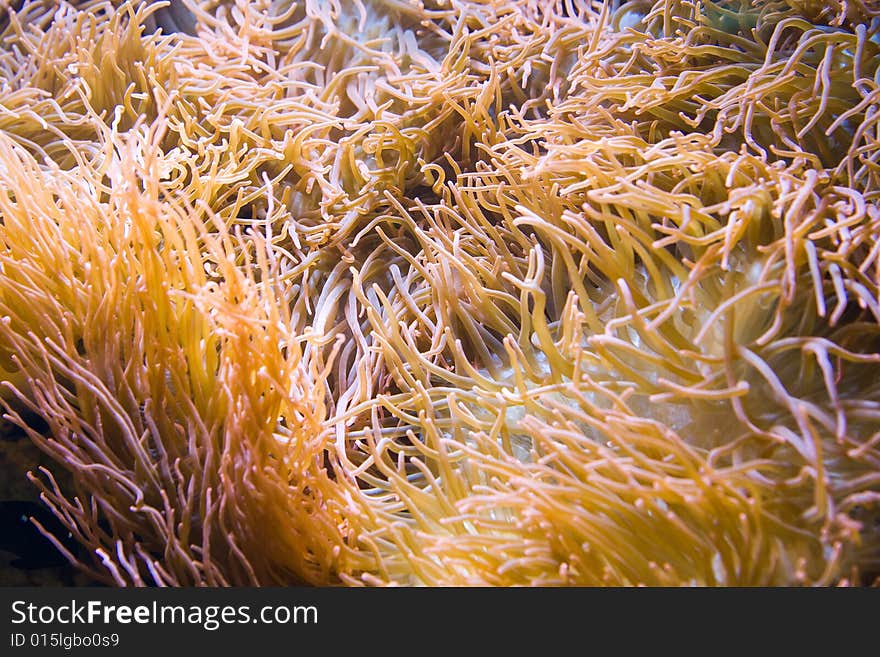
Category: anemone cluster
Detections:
[{"x1": 0, "y1": 0, "x2": 879, "y2": 586}]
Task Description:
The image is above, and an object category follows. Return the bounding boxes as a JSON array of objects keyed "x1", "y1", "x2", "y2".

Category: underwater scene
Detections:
[{"x1": 0, "y1": 0, "x2": 879, "y2": 586}]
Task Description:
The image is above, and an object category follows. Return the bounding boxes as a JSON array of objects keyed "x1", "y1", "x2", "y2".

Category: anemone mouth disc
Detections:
[{"x1": 0, "y1": 0, "x2": 878, "y2": 587}]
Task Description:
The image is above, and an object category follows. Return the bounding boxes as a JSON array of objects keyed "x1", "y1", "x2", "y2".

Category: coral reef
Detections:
[{"x1": 1, "y1": 0, "x2": 879, "y2": 585}]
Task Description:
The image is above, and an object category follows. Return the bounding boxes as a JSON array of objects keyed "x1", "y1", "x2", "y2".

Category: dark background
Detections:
[{"x1": 0, "y1": 414, "x2": 96, "y2": 587}]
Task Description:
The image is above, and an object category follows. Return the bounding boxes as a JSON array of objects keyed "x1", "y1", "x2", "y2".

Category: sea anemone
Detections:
[{"x1": 1, "y1": 0, "x2": 878, "y2": 586}]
